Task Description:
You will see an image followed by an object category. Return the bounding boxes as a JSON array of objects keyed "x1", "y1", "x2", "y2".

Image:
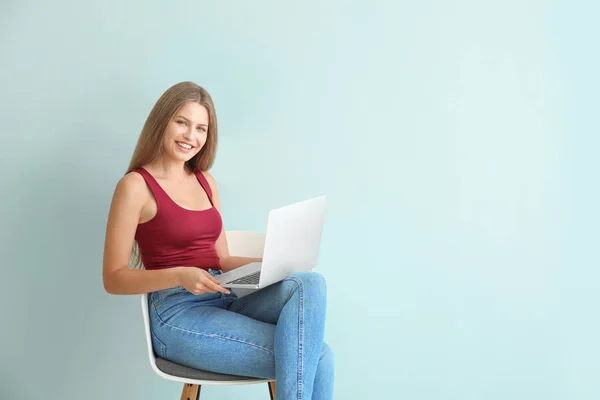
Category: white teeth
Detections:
[{"x1": 177, "y1": 142, "x2": 192, "y2": 149}]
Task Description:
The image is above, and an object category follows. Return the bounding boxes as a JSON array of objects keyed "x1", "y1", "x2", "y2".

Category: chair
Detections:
[{"x1": 140, "y1": 230, "x2": 276, "y2": 399}]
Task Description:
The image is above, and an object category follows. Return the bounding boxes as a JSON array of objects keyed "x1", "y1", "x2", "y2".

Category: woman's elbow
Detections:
[
  {"x1": 103, "y1": 270, "x2": 121, "y2": 294},
  {"x1": 103, "y1": 278, "x2": 116, "y2": 294}
]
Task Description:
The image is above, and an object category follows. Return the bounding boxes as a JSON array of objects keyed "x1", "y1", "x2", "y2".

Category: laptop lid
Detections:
[{"x1": 258, "y1": 195, "x2": 327, "y2": 287}]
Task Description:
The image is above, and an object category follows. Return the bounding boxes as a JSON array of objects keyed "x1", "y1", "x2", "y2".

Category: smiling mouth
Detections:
[{"x1": 176, "y1": 141, "x2": 194, "y2": 150}]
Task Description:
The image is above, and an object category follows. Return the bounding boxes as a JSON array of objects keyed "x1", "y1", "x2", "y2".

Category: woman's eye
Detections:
[
  {"x1": 197, "y1": 127, "x2": 206, "y2": 132},
  {"x1": 177, "y1": 120, "x2": 186, "y2": 126}
]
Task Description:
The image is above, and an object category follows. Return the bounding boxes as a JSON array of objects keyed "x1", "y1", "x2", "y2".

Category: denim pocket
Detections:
[
  {"x1": 157, "y1": 286, "x2": 187, "y2": 301},
  {"x1": 151, "y1": 286, "x2": 189, "y2": 316}
]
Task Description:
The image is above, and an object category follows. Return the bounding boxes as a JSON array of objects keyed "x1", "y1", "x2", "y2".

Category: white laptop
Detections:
[{"x1": 216, "y1": 195, "x2": 326, "y2": 289}]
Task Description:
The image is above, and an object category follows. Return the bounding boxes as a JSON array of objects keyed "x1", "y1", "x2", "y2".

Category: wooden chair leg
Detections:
[
  {"x1": 180, "y1": 383, "x2": 201, "y2": 400},
  {"x1": 268, "y1": 381, "x2": 276, "y2": 400}
]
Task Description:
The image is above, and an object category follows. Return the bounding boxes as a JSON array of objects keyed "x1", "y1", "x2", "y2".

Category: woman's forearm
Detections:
[{"x1": 103, "y1": 267, "x2": 183, "y2": 295}]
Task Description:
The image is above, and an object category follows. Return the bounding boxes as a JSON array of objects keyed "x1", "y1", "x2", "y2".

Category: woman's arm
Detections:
[
  {"x1": 102, "y1": 172, "x2": 183, "y2": 294},
  {"x1": 202, "y1": 171, "x2": 262, "y2": 273}
]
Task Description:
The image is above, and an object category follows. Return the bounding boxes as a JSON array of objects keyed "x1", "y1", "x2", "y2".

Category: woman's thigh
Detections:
[
  {"x1": 149, "y1": 290, "x2": 276, "y2": 379},
  {"x1": 228, "y1": 271, "x2": 327, "y2": 323}
]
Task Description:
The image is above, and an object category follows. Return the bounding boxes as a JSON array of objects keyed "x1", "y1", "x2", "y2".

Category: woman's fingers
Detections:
[
  {"x1": 210, "y1": 281, "x2": 230, "y2": 294},
  {"x1": 203, "y1": 271, "x2": 228, "y2": 289},
  {"x1": 199, "y1": 278, "x2": 230, "y2": 294},
  {"x1": 189, "y1": 270, "x2": 230, "y2": 295}
]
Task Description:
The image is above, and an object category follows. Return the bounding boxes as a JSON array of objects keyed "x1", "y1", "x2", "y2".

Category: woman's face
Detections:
[{"x1": 162, "y1": 101, "x2": 209, "y2": 163}]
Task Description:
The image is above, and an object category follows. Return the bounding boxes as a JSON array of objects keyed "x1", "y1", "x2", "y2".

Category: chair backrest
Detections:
[
  {"x1": 225, "y1": 230, "x2": 266, "y2": 258},
  {"x1": 140, "y1": 231, "x2": 266, "y2": 380}
]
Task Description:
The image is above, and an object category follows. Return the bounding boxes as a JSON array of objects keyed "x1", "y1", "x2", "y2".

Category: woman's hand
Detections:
[{"x1": 176, "y1": 267, "x2": 230, "y2": 295}]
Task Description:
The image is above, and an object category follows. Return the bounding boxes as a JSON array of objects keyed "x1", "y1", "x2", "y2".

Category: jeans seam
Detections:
[
  {"x1": 282, "y1": 277, "x2": 300, "y2": 303},
  {"x1": 153, "y1": 311, "x2": 275, "y2": 356},
  {"x1": 285, "y1": 276, "x2": 305, "y2": 400}
]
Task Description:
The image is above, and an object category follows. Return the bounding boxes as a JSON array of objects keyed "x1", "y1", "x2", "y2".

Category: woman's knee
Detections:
[{"x1": 286, "y1": 271, "x2": 327, "y2": 294}]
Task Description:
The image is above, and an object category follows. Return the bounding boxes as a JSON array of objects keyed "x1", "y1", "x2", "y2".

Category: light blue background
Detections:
[{"x1": 1, "y1": 1, "x2": 598, "y2": 399}]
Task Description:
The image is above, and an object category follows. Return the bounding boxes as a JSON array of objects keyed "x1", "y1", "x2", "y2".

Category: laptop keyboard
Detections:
[{"x1": 226, "y1": 270, "x2": 261, "y2": 285}]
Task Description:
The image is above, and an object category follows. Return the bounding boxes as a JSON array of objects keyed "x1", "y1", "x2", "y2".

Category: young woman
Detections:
[{"x1": 102, "y1": 81, "x2": 334, "y2": 399}]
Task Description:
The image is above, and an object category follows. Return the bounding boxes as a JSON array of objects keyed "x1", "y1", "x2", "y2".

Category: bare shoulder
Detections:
[{"x1": 113, "y1": 171, "x2": 149, "y2": 204}]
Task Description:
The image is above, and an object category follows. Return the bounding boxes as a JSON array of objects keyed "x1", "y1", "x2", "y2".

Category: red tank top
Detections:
[{"x1": 133, "y1": 167, "x2": 223, "y2": 271}]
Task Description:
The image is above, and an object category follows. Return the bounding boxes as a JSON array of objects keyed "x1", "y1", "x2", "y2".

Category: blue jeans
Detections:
[{"x1": 148, "y1": 270, "x2": 334, "y2": 400}]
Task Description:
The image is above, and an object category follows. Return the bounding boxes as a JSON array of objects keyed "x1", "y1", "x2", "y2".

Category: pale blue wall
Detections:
[{"x1": 1, "y1": 1, "x2": 598, "y2": 399}]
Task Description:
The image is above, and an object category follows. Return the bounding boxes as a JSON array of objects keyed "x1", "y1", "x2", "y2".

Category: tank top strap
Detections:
[
  {"x1": 193, "y1": 170, "x2": 214, "y2": 206},
  {"x1": 132, "y1": 167, "x2": 170, "y2": 207}
]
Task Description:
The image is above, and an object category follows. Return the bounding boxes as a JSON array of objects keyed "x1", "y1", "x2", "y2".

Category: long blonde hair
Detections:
[{"x1": 127, "y1": 81, "x2": 219, "y2": 269}]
